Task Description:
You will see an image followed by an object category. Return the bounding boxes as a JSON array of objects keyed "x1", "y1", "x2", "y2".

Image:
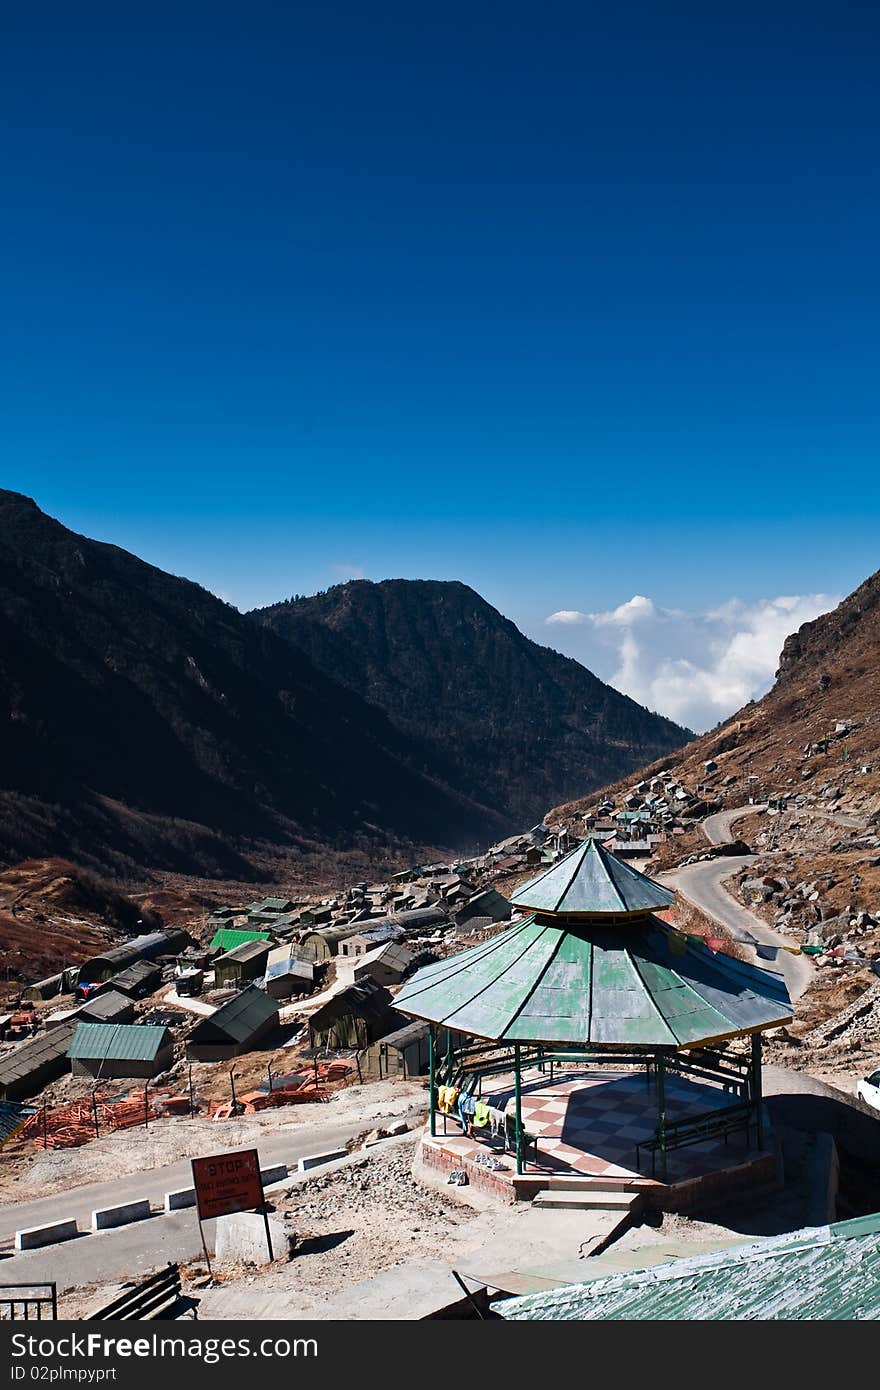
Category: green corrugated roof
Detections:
[
  {"x1": 209, "y1": 928, "x2": 272, "y2": 952},
  {"x1": 499, "y1": 1214, "x2": 880, "y2": 1320},
  {"x1": 189, "y1": 985, "x2": 278, "y2": 1045},
  {"x1": 67, "y1": 1022, "x2": 171, "y2": 1062},
  {"x1": 511, "y1": 838, "x2": 674, "y2": 916},
  {"x1": 394, "y1": 912, "x2": 792, "y2": 1046}
]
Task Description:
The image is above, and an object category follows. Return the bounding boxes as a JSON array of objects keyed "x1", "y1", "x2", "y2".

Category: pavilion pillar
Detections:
[
  {"x1": 514, "y1": 1043, "x2": 524, "y2": 1176},
  {"x1": 656, "y1": 1053, "x2": 667, "y2": 1181},
  {"x1": 751, "y1": 1032, "x2": 764, "y2": 1149},
  {"x1": 428, "y1": 1026, "x2": 436, "y2": 1137}
]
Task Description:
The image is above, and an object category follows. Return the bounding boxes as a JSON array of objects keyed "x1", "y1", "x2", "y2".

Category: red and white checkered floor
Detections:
[{"x1": 427, "y1": 1067, "x2": 771, "y2": 1187}]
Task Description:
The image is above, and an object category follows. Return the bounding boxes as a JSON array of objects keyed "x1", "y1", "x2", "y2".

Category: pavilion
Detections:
[{"x1": 395, "y1": 837, "x2": 793, "y2": 1183}]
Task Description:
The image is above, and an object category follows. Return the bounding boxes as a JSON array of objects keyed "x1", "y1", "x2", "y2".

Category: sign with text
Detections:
[{"x1": 191, "y1": 1147, "x2": 264, "y2": 1221}]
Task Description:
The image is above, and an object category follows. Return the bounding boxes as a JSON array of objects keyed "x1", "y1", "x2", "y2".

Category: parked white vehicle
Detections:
[{"x1": 856, "y1": 1069, "x2": 880, "y2": 1111}]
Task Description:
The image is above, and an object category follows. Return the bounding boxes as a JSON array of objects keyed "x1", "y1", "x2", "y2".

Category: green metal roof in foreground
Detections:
[
  {"x1": 511, "y1": 837, "x2": 674, "y2": 916},
  {"x1": 394, "y1": 913, "x2": 792, "y2": 1047},
  {"x1": 499, "y1": 1214, "x2": 880, "y2": 1320}
]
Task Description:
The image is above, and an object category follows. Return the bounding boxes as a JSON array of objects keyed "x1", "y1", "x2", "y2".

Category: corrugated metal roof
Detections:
[
  {"x1": 395, "y1": 911, "x2": 792, "y2": 1047},
  {"x1": 106, "y1": 961, "x2": 162, "y2": 993},
  {"x1": 189, "y1": 986, "x2": 278, "y2": 1044},
  {"x1": 67, "y1": 1022, "x2": 172, "y2": 1062},
  {"x1": 499, "y1": 1214, "x2": 880, "y2": 1320},
  {"x1": 79, "y1": 989, "x2": 134, "y2": 1023},
  {"x1": 209, "y1": 928, "x2": 272, "y2": 953},
  {"x1": 310, "y1": 979, "x2": 396, "y2": 1028},
  {"x1": 377, "y1": 1020, "x2": 430, "y2": 1049},
  {"x1": 214, "y1": 940, "x2": 272, "y2": 966},
  {"x1": 355, "y1": 942, "x2": 413, "y2": 974},
  {"x1": 264, "y1": 946, "x2": 314, "y2": 981},
  {"x1": 0, "y1": 1023, "x2": 77, "y2": 1086},
  {"x1": 0, "y1": 1100, "x2": 37, "y2": 1146},
  {"x1": 81, "y1": 930, "x2": 188, "y2": 973},
  {"x1": 352, "y1": 923, "x2": 406, "y2": 945},
  {"x1": 512, "y1": 838, "x2": 673, "y2": 916}
]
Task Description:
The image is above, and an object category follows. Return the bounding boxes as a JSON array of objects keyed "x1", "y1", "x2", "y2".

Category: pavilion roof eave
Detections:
[
  {"x1": 395, "y1": 909, "x2": 793, "y2": 1050},
  {"x1": 404, "y1": 1007, "x2": 794, "y2": 1052}
]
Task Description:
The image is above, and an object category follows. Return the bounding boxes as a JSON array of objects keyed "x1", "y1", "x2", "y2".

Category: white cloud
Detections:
[
  {"x1": 543, "y1": 592, "x2": 838, "y2": 732},
  {"x1": 328, "y1": 562, "x2": 367, "y2": 580}
]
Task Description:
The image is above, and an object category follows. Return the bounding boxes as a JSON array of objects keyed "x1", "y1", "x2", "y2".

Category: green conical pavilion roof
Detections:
[
  {"x1": 511, "y1": 836, "x2": 674, "y2": 917},
  {"x1": 394, "y1": 912, "x2": 792, "y2": 1048}
]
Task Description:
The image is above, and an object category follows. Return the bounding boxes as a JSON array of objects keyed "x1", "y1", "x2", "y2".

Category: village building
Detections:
[
  {"x1": 186, "y1": 987, "x2": 278, "y2": 1062},
  {"x1": 352, "y1": 941, "x2": 413, "y2": 987},
  {"x1": 300, "y1": 906, "x2": 448, "y2": 962},
  {"x1": 79, "y1": 989, "x2": 136, "y2": 1023},
  {"x1": 0, "y1": 1022, "x2": 77, "y2": 1101},
  {"x1": 454, "y1": 888, "x2": 511, "y2": 930},
  {"x1": 298, "y1": 921, "x2": 364, "y2": 962},
  {"x1": 21, "y1": 966, "x2": 81, "y2": 1002},
  {"x1": 67, "y1": 1023, "x2": 174, "y2": 1080},
  {"x1": 362, "y1": 1020, "x2": 431, "y2": 1079},
  {"x1": 338, "y1": 922, "x2": 406, "y2": 959},
  {"x1": 76, "y1": 929, "x2": 189, "y2": 985},
  {"x1": 263, "y1": 945, "x2": 315, "y2": 999},
  {"x1": 308, "y1": 979, "x2": 399, "y2": 1051},
  {"x1": 102, "y1": 960, "x2": 164, "y2": 999},
  {"x1": 208, "y1": 927, "x2": 272, "y2": 955},
  {"x1": 296, "y1": 905, "x2": 333, "y2": 929},
  {"x1": 212, "y1": 939, "x2": 273, "y2": 988},
  {"x1": 245, "y1": 897, "x2": 297, "y2": 921}
]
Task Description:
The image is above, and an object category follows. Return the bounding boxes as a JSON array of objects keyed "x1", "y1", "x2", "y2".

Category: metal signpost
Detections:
[{"x1": 191, "y1": 1147, "x2": 272, "y2": 1276}]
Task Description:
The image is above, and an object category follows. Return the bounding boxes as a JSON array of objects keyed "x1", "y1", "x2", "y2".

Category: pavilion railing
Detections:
[
  {"x1": 431, "y1": 1034, "x2": 761, "y2": 1178},
  {"x1": 436, "y1": 1041, "x2": 753, "y2": 1099}
]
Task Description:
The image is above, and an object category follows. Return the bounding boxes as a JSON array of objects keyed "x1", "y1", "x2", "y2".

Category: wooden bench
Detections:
[
  {"x1": 89, "y1": 1264, "x2": 199, "y2": 1321},
  {"x1": 636, "y1": 1102, "x2": 753, "y2": 1177}
]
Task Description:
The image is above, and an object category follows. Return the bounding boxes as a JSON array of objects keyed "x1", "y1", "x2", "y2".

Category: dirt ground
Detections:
[
  {"x1": 0, "y1": 1080, "x2": 429, "y2": 1200},
  {"x1": 57, "y1": 1119, "x2": 828, "y2": 1319}
]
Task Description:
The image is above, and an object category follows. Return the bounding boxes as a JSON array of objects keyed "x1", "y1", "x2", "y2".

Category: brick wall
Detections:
[{"x1": 420, "y1": 1137, "x2": 518, "y2": 1203}]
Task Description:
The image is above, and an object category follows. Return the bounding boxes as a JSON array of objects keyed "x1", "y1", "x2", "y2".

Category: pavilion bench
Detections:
[{"x1": 635, "y1": 1101, "x2": 754, "y2": 1177}]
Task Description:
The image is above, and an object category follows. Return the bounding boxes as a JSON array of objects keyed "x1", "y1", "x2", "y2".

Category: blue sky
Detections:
[{"x1": 2, "y1": 4, "x2": 878, "y2": 727}]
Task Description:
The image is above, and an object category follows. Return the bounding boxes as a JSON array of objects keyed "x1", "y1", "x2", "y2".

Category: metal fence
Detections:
[{"x1": 0, "y1": 1283, "x2": 57, "y2": 1320}]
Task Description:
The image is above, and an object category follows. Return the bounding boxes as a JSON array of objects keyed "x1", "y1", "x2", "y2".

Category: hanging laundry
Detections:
[
  {"x1": 473, "y1": 1100, "x2": 490, "y2": 1129},
  {"x1": 488, "y1": 1106, "x2": 507, "y2": 1137},
  {"x1": 437, "y1": 1085, "x2": 459, "y2": 1114},
  {"x1": 457, "y1": 1091, "x2": 477, "y2": 1132}
]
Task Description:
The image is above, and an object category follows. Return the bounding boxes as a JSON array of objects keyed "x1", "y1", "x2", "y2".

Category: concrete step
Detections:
[
  {"x1": 531, "y1": 1176, "x2": 639, "y2": 1192},
  {"x1": 512, "y1": 1173, "x2": 650, "y2": 1196},
  {"x1": 531, "y1": 1188, "x2": 641, "y2": 1213}
]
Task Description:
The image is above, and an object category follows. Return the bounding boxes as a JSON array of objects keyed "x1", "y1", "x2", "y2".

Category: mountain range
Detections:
[
  {"x1": 255, "y1": 580, "x2": 689, "y2": 831},
  {"x1": 0, "y1": 491, "x2": 689, "y2": 878}
]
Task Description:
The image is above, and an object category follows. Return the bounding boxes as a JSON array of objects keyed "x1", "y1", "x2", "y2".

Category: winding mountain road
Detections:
[{"x1": 659, "y1": 803, "x2": 813, "y2": 1001}]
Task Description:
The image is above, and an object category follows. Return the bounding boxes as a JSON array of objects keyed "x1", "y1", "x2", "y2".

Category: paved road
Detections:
[
  {"x1": 702, "y1": 803, "x2": 766, "y2": 845},
  {"x1": 660, "y1": 856, "x2": 811, "y2": 1000},
  {"x1": 0, "y1": 1101, "x2": 425, "y2": 1290},
  {"x1": 659, "y1": 801, "x2": 812, "y2": 1000}
]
